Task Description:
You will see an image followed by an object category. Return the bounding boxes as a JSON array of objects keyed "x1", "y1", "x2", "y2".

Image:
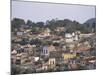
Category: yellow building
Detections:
[{"x1": 62, "y1": 53, "x2": 76, "y2": 60}]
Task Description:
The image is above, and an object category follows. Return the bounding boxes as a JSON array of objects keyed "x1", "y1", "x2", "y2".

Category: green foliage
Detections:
[
  {"x1": 26, "y1": 20, "x2": 33, "y2": 26},
  {"x1": 19, "y1": 38, "x2": 29, "y2": 45},
  {"x1": 36, "y1": 22, "x2": 44, "y2": 28},
  {"x1": 11, "y1": 18, "x2": 25, "y2": 28},
  {"x1": 11, "y1": 18, "x2": 95, "y2": 33}
]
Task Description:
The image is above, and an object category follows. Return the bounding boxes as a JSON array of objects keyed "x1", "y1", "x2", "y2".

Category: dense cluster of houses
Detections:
[{"x1": 11, "y1": 25, "x2": 96, "y2": 73}]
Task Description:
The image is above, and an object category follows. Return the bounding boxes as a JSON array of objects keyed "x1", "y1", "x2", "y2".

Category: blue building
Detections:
[{"x1": 41, "y1": 46, "x2": 49, "y2": 57}]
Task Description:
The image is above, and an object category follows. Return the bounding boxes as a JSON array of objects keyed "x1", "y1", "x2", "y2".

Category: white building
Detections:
[
  {"x1": 65, "y1": 33, "x2": 73, "y2": 43},
  {"x1": 16, "y1": 31, "x2": 23, "y2": 36},
  {"x1": 34, "y1": 57, "x2": 39, "y2": 62},
  {"x1": 65, "y1": 32, "x2": 79, "y2": 43}
]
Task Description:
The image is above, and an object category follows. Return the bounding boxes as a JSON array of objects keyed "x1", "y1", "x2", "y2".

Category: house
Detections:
[
  {"x1": 65, "y1": 32, "x2": 79, "y2": 43},
  {"x1": 55, "y1": 27, "x2": 65, "y2": 32},
  {"x1": 65, "y1": 33, "x2": 73, "y2": 38},
  {"x1": 41, "y1": 46, "x2": 49, "y2": 57},
  {"x1": 16, "y1": 48, "x2": 24, "y2": 54},
  {"x1": 28, "y1": 56, "x2": 35, "y2": 64},
  {"x1": 34, "y1": 57, "x2": 39, "y2": 62},
  {"x1": 20, "y1": 53, "x2": 29, "y2": 64},
  {"x1": 79, "y1": 33, "x2": 93, "y2": 38},
  {"x1": 80, "y1": 60, "x2": 86, "y2": 66},
  {"x1": 48, "y1": 45, "x2": 56, "y2": 52},
  {"x1": 25, "y1": 29, "x2": 31, "y2": 33},
  {"x1": 52, "y1": 37, "x2": 62, "y2": 43},
  {"x1": 49, "y1": 51, "x2": 62, "y2": 65},
  {"x1": 48, "y1": 58, "x2": 56, "y2": 69},
  {"x1": 11, "y1": 50, "x2": 17, "y2": 64},
  {"x1": 16, "y1": 31, "x2": 24, "y2": 36},
  {"x1": 14, "y1": 37, "x2": 22, "y2": 42},
  {"x1": 41, "y1": 45, "x2": 56, "y2": 57},
  {"x1": 62, "y1": 53, "x2": 76, "y2": 62},
  {"x1": 77, "y1": 41, "x2": 91, "y2": 51},
  {"x1": 11, "y1": 49, "x2": 17, "y2": 55},
  {"x1": 65, "y1": 33, "x2": 74, "y2": 43},
  {"x1": 15, "y1": 53, "x2": 22, "y2": 65},
  {"x1": 42, "y1": 62, "x2": 48, "y2": 70},
  {"x1": 74, "y1": 34, "x2": 79, "y2": 41},
  {"x1": 42, "y1": 58, "x2": 56, "y2": 70},
  {"x1": 66, "y1": 43, "x2": 76, "y2": 50},
  {"x1": 62, "y1": 45, "x2": 66, "y2": 51},
  {"x1": 39, "y1": 28, "x2": 51, "y2": 37},
  {"x1": 68, "y1": 63, "x2": 78, "y2": 70}
]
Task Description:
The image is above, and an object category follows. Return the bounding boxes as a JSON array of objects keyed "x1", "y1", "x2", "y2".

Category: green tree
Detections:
[
  {"x1": 36, "y1": 22, "x2": 44, "y2": 28},
  {"x1": 26, "y1": 20, "x2": 33, "y2": 26},
  {"x1": 11, "y1": 18, "x2": 25, "y2": 31}
]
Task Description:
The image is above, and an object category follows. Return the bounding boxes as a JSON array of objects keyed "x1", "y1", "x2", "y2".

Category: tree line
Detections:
[{"x1": 11, "y1": 18, "x2": 96, "y2": 33}]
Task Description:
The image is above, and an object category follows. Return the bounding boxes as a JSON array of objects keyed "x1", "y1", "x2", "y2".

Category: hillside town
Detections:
[{"x1": 11, "y1": 22, "x2": 96, "y2": 74}]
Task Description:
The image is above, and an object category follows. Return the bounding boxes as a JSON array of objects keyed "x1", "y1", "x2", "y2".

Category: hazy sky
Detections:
[{"x1": 12, "y1": 1, "x2": 96, "y2": 24}]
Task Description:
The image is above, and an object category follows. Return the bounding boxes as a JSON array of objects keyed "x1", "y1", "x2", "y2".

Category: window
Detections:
[
  {"x1": 53, "y1": 61, "x2": 55, "y2": 64},
  {"x1": 16, "y1": 59, "x2": 21, "y2": 65},
  {"x1": 45, "y1": 49, "x2": 48, "y2": 54}
]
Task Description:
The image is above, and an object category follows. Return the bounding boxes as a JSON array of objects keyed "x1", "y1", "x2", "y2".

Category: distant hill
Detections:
[{"x1": 84, "y1": 18, "x2": 96, "y2": 26}]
